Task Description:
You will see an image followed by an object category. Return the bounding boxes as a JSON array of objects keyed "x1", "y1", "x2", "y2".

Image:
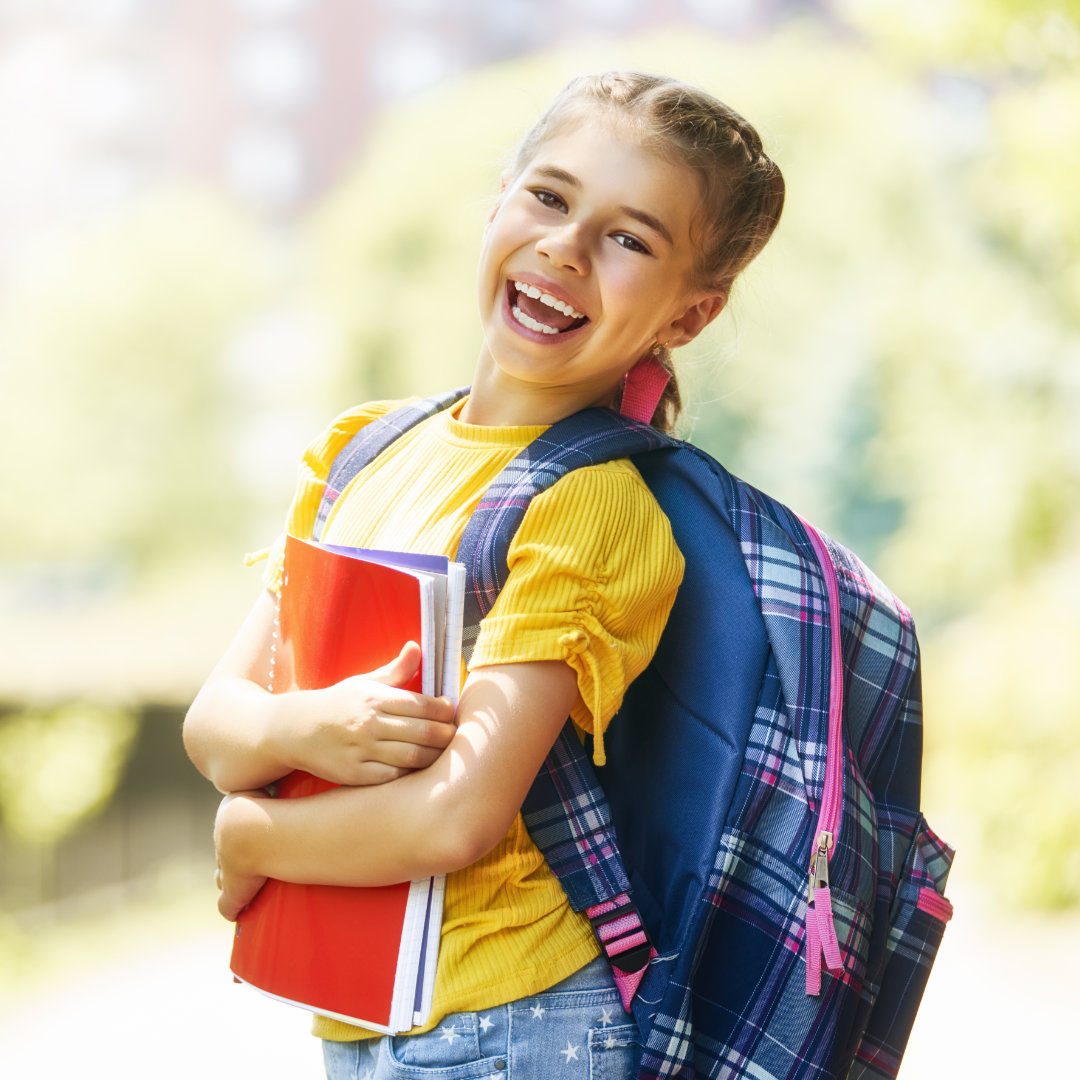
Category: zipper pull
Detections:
[
  {"x1": 812, "y1": 832, "x2": 832, "y2": 887},
  {"x1": 807, "y1": 830, "x2": 833, "y2": 902},
  {"x1": 805, "y1": 831, "x2": 843, "y2": 996}
]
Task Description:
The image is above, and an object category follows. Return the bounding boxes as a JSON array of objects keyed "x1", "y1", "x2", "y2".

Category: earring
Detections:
[{"x1": 621, "y1": 350, "x2": 671, "y2": 423}]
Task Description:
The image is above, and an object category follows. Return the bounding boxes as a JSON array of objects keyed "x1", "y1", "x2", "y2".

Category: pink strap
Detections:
[
  {"x1": 586, "y1": 892, "x2": 655, "y2": 1012},
  {"x1": 610, "y1": 946, "x2": 657, "y2": 1013},
  {"x1": 620, "y1": 354, "x2": 670, "y2": 423},
  {"x1": 916, "y1": 886, "x2": 954, "y2": 923},
  {"x1": 805, "y1": 885, "x2": 843, "y2": 995}
]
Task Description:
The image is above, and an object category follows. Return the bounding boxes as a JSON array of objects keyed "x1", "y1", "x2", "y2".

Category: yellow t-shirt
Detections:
[{"x1": 259, "y1": 397, "x2": 684, "y2": 1040}]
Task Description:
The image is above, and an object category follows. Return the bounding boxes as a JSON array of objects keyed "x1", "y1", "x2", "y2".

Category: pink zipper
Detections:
[
  {"x1": 916, "y1": 886, "x2": 954, "y2": 923},
  {"x1": 799, "y1": 519, "x2": 846, "y2": 995}
]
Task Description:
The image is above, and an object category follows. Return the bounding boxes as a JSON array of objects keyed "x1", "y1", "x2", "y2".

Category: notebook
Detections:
[{"x1": 229, "y1": 535, "x2": 465, "y2": 1032}]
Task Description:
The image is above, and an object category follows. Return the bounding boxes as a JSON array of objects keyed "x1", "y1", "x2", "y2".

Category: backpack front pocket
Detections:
[{"x1": 849, "y1": 814, "x2": 954, "y2": 1079}]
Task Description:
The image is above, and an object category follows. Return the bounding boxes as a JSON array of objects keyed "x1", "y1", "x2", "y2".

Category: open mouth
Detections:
[{"x1": 507, "y1": 280, "x2": 589, "y2": 336}]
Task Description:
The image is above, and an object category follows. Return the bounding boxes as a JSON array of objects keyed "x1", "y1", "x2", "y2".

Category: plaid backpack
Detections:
[{"x1": 313, "y1": 388, "x2": 955, "y2": 1080}]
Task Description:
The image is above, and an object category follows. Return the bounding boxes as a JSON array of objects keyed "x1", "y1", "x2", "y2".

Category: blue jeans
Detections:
[{"x1": 322, "y1": 956, "x2": 640, "y2": 1079}]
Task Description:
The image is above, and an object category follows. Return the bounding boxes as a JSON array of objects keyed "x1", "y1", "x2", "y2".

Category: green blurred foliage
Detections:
[
  {"x1": 0, "y1": 704, "x2": 137, "y2": 845},
  {"x1": 833, "y1": 0, "x2": 1080, "y2": 74},
  {"x1": 922, "y1": 557, "x2": 1080, "y2": 908},
  {"x1": 1, "y1": 11, "x2": 1077, "y2": 909},
  {"x1": 300, "y1": 75, "x2": 528, "y2": 403},
  {"x1": 0, "y1": 188, "x2": 268, "y2": 572}
]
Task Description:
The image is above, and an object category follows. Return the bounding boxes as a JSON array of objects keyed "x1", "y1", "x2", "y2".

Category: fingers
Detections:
[
  {"x1": 382, "y1": 692, "x2": 456, "y2": 724},
  {"x1": 323, "y1": 715, "x2": 455, "y2": 784},
  {"x1": 216, "y1": 861, "x2": 241, "y2": 921},
  {"x1": 370, "y1": 739, "x2": 446, "y2": 770},
  {"x1": 341, "y1": 761, "x2": 411, "y2": 786},
  {"x1": 377, "y1": 713, "x2": 456, "y2": 748},
  {"x1": 217, "y1": 869, "x2": 269, "y2": 922},
  {"x1": 305, "y1": 670, "x2": 458, "y2": 784},
  {"x1": 336, "y1": 675, "x2": 456, "y2": 723},
  {"x1": 330, "y1": 720, "x2": 454, "y2": 783},
  {"x1": 363, "y1": 645, "x2": 458, "y2": 720},
  {"x1": 367, "y1": 641, "x2": 423, "y2": 687}
]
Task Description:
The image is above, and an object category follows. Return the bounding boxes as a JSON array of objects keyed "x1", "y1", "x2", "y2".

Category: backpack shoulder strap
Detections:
[
  {"x1": 456, "y1": 406, "x2": 669, "y2": 656},
  {"x1": 311, "y1": 386, "x2": 470, "y2": 541}
]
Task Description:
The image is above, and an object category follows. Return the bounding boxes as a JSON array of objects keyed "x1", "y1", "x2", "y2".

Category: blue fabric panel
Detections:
[{"x1": 598, "y1": 446, "x2": 769, "y2": 952}]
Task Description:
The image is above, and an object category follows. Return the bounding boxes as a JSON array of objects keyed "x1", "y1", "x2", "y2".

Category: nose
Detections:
[{"x1": 536, "y1": 222, "x2": 590, "y2": 275}]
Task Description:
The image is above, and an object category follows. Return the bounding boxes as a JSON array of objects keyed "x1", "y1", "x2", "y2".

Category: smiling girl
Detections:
[{"x1": 184, "y1": 71, "x2": 784, "y2": 1079}]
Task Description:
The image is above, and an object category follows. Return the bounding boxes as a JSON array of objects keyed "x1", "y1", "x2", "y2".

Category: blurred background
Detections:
[{"x1": 1, "y1": 0, "x2": 1077, "y2": 1075}]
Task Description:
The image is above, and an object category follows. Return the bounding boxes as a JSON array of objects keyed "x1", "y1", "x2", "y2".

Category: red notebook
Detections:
[{"x1": 229, "y1": 535, "x2": 464, "y2": 1033}]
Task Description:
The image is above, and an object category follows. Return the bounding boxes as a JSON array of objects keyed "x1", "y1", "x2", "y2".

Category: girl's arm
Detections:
[
  {"x1": 214, "y1": 658, "x2": 578, "y2": 920},
  {"x1": 183, "y1": 589, "x2": 457, "y2": 794}
]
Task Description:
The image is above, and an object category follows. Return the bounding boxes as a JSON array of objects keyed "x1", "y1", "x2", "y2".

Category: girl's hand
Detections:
[
  {"x1": 282, "y1": 642, "x2": 457, "y2": 787},
  {"x1": 214, "y1": 791, "x2": 271, "y2": 921},
  {"x1": 185, "y1": 592, "x2": 456, "y2": 794}
]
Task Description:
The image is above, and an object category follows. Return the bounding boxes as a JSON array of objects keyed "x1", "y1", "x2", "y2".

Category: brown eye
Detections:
[
  {"x1": 532, "y1": 189, "x2": 566, "y2": 212},
  {"x1": 613, "y1": 232, "x2": 651, "y2": 255}
]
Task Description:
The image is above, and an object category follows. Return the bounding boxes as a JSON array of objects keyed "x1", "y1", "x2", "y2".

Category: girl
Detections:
[{"x1": 184, "y1": 71, "x2": 784, "y2": 1079}]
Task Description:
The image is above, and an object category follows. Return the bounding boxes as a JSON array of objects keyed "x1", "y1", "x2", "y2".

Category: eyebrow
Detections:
[{"x1": 532, "y1": 165, "x2": 674, "y2": 246}]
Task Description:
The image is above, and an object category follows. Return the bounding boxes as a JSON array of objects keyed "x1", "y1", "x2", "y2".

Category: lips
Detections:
[{"x1": 506, "y1": 279, "x2": 589, "y2": 338}]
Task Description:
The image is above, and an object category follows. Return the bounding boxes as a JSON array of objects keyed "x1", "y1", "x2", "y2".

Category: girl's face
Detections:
[{"x1": 476, "y1": 114, "x2": 722, "y2": 411}]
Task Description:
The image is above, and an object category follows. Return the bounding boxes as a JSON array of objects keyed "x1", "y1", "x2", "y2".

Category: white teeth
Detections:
[
  {"x1": 512, "y1": 305, "x2": 560, "y2": 335},
  {"x1": 513, "y1": 280, "x2": 584, "y2": 320}
]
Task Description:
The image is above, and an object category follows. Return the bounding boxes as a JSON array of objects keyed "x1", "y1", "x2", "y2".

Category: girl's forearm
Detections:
[
  {"x1": 184, "y1": 589, "x2": 292, "y2": 792},
  {"x1": 184, "y1": 676, "x2": 305, "y2": 793},
  {"x1": 217, "y1": 752, "x2": 496, "y2": 887}
]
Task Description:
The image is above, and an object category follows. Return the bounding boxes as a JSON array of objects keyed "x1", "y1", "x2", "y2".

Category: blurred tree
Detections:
[
  {"x1": 832, "y1": 0, "x2": 1080, "y2": 74},
  {"x1": 0, "y1": 189, "x2": 268, "y2": 577},
  {"x1": 921, "y1": 552, "x2": 1080, "y2": 908},
  {"x1": 301, "y1": 73, "x2": 528, "y2": 404},
  {"x1": 0, "y1": 704, "x2": 136, "y2": 846}
]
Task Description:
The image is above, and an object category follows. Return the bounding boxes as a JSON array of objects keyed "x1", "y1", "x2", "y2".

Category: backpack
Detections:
[{"x1": 311, "y1": 387, "x2": 955, "y2": 1080}]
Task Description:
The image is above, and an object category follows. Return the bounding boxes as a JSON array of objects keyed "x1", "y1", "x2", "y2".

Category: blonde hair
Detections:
[{"x1": 513, "y1": 71, "x2": 786, "y2": 431}]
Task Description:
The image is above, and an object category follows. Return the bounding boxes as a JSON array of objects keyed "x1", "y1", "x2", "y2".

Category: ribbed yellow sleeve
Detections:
[
  {"x1": 471, "y1": 466, "x2": 684, "y2": 766},
  {"x1": 256, "y1": 399, "x2": 408, "y2": 595}
]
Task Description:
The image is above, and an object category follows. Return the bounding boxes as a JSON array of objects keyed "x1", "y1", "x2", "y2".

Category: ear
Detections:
[
  {"x1": 663, "y1": 292, "x2": 727, "y2": 348},
  {"x1": 486, "y1": 172, "x2": 511, "y2": 225}
]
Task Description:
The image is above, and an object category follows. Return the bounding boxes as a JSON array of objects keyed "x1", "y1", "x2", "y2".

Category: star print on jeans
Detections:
[
  {"x1": 530, "y1": 1003, "x2": 546, "y2": 1020},
  {"x1": 560, "y1": 1041, "x2": 581, "y2": 1064},
  {"x1": 438, "y1": 1024, "x2": 460, "y2": 1045},
  {"x1": 479, "y1": 1014, "x2": 494, "y2": 1032},
  {"x1": 597, "y1": 1006, "x2": 614, "y2": 1027}
]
